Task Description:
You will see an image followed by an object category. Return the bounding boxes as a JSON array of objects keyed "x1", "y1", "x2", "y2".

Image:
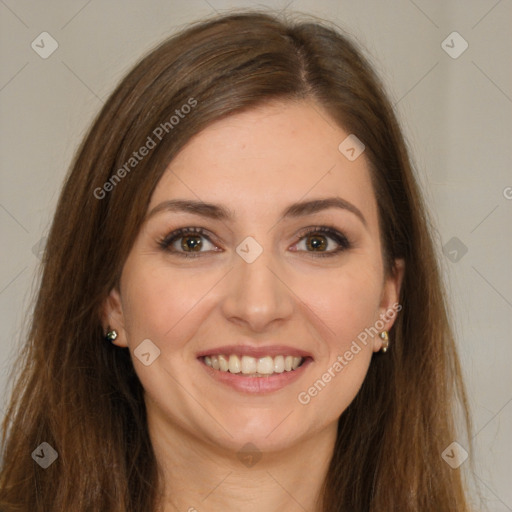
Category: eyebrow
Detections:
[{"x1": 147, "y1": 197, "x2": 367, "y2": 226}]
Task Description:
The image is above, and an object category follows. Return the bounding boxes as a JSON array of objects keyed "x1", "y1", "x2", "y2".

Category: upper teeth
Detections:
[{"x1": 203, "y1": 354, "x2": 303, "y2": 375}]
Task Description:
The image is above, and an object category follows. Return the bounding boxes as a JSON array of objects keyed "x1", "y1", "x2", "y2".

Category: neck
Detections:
[{"x1": 147, "y1": 404, "x2": 337, "y2": 512}]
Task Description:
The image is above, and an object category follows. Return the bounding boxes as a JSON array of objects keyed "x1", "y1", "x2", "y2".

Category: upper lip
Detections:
[{"x1": 196, "y1": 344, "x2": 313, "y2": 360}]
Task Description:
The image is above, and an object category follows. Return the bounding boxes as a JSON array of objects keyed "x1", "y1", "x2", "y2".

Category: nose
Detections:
[{"x1": 220, "y1": 244, "x2": 294, "y2": 333}]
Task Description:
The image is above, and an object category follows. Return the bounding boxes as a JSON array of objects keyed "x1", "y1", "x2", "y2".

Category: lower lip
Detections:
[{"x1": 198, "y1": 357, "x2": 313, "y2": 394}]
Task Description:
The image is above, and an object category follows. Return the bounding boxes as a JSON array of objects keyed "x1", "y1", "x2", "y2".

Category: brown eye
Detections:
[
  {"x1": 305, "y1": 234, "x2": 328, "y2": 252},
  {"x1": 293, "y1": 227, "x2": 351, "y2": 257},
  {"x1": 181, "y1": 234, "x2": 203, "y2": 252},
  {"x1": 159, "y1": 227, "x2": 219, "y2": 257}
]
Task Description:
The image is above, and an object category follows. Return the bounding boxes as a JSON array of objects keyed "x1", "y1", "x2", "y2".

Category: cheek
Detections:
[
  {"x1": 296, "y1": 264, "x2": 381, "y2": 420},
  {"x1": 120, "y1": 261, "x2": 212, "y2": 348},
  {"x1": 305, "y1": 259, "x2": 383, "y2": 349}
]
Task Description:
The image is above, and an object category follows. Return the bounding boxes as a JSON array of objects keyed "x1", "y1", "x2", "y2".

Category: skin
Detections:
[{"x1": 103, "y1": 100, "x2": 404, "y2": 512}]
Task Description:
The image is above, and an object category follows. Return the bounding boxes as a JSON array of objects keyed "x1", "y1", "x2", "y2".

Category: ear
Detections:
[
  {"x1": 373, "y1": 258, "x2": 405, "y2": 352},
  {"x1": 100, "y1": 287, "x2": 128, "y2": 348}
]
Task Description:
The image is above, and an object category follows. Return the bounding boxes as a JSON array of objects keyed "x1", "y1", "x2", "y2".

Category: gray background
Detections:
[{"x1": 1, "y1": 1, "x2": 511, "y2": 510}]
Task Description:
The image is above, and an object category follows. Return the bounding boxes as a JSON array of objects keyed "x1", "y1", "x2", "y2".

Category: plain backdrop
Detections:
[{"x1": 1, "y1": 1, "x2": 511, "y2": 510}]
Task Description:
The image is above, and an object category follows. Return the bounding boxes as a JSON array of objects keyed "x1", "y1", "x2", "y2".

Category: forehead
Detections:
[{"x1": 150, "y1": 100, "x2": 377, "y2": 225}]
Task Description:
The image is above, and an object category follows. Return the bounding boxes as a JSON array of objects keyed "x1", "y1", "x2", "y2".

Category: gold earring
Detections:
[
  {"x1": 379, "y1": 331, "x2": 389, "y2": 353},
  {"x1": 105, "y1": 329, "x2": 118, "y2": 342}
]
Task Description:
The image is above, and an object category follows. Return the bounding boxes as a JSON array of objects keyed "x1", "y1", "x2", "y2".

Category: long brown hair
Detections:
[{"x1": 0, "y1": 11, "x2": 473, "y2": 511}]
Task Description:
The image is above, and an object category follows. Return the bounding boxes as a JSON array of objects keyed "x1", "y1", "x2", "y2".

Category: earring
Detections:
[
  {"x1": 379, "y1": 331, "x2": 389, "y2": 353},
  {"x1": 105, "y1": 329, "x2": 118, "y2": 342}
]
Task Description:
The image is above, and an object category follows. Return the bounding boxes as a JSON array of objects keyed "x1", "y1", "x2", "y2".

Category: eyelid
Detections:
[
  {"x1": 291, "y1": 225, "x2": 351, "y2": 254},
  {"x1": 158, "y1": 225, "x2": 351, "y2": 257},
  {"x1": 158, "y1": 226, "x2": 220, "y2": 256}
]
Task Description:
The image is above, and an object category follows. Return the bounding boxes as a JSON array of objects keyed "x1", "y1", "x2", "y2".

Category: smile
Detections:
[{"x1": 202, "y1": 354, "x2": 304, "y2": 376}]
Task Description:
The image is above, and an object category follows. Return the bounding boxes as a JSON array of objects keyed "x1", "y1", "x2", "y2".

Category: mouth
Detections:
[
  {"x1": 196, "y1": 346, "x2": 313, "y2": 394},
  {"x1": 200, "y1": 353, "x2": 307, "y2": 377}
]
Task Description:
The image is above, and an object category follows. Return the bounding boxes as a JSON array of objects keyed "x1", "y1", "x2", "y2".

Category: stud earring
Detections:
[
  {"x1": 105, "y1": 329, "x2": 118, "y2": 343},
  {"x1": 379, "y1": 331, "x2": 389, "y2": 353}
]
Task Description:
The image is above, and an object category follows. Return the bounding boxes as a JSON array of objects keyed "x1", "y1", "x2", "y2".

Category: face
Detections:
[{"x1": 103, "y1": 100, "x2": 404, "y2": 454}]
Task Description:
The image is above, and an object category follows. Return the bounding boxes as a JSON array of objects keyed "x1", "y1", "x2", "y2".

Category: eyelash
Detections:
[{"x1": 158, "y1": 226, "x2": 351, "y2": 259}]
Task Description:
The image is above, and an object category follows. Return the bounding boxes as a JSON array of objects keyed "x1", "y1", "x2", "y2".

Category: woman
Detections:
[{"x1": 0, "y1": 11, "x2": 473, "y2": 511}]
